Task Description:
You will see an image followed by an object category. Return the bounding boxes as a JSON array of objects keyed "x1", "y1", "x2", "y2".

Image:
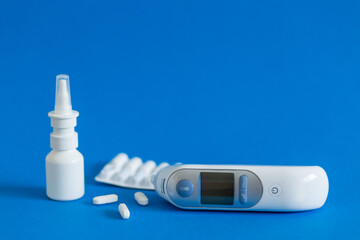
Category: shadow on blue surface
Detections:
[
  {"x1": 104, "y1": 209, "x2": 121, "y2": 219},
  {"x1": 0, "y1": 183, "x2": 46, "y2": 201}
]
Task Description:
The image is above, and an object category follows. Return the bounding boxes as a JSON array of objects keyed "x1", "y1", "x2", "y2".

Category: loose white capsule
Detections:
[
  {"x1": 134, "y1": 192, "x2": 149, "y2": 206},
  {"x1": 93, "y1": 194, "x2": 118, "y2": 205},
  {"x1": 118, "y1": 203, "x2": 130, "y2": 219}
]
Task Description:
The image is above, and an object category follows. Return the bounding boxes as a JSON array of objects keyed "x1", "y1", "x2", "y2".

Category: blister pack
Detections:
[{"x1": 95, "y1": 153, "x2": 169, "y2": 190}]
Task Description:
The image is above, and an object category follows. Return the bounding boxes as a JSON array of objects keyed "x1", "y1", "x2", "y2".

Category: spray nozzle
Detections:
[{"x1": 54, "y1": 74, "x2": 72, "y2": 114}]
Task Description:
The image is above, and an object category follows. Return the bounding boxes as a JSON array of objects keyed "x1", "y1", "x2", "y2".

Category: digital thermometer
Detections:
[{"x1": 153, "y1": 165, "x2": 328, "y2": 212}]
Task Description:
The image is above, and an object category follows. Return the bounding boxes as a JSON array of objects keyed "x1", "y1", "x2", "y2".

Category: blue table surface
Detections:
[{"x1": 1, "y1": 1, "x2": 360, "y2": 239}]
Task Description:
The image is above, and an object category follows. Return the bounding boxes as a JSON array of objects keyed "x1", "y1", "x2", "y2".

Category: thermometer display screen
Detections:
[{"x1": 200, "y1": 172, "x2": 234, "y2": 205}]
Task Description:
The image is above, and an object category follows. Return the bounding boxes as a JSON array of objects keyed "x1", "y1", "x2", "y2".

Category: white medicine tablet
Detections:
[
  {"x1": 134, "y1": 192, "x2": 148, "y2": 206},
  {"x1": 118, "y1": 203, "x2": 130, "y2": 219},
  {"x1": 93, "y1": 194, "x2": 118, "y2": 205}
]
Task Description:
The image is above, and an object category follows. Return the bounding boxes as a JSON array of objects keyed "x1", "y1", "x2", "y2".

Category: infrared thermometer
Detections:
[{"x1": 153, "y1": 164, "x2": 329, "y2": 212}]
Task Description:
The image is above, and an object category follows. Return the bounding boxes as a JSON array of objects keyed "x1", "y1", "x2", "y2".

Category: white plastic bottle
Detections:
[{"x1": 46, "y1": 74, "x2": 84, "y2": 201}]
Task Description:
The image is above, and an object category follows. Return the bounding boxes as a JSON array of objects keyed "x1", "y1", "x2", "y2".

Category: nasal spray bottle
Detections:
[{"x1": 46, "y1": 74, "x2": 84, "y2": 201}]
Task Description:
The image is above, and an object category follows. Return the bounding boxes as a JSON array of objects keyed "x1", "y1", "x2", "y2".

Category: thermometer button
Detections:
[
  {"x1": 268, "y1": 184, "x2": 282, "y2": 197},
  {"x1": 239, "y1": 175, "x2": 248, "y2": 204},
  {"x1": 176, "y1": 179, "x2": 194, "y2": 197}
]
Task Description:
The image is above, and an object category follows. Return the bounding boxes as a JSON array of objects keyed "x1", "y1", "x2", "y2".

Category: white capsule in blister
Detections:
[
  {"x1": 125, "y1": 157, "x2": 142, "y2": 171},
  {"x1": 110, "y1": 153, "x2": 129, "y2": 167},
  {"x1": 118, "y1": 203, "x2": 130, "y2": 219},
  {"x1": 103, "y1": 153, "x2": 128, "y2": 171},
  {"x1": 93, "y1": 194, "x2": 118, "y2": 205},
  {"x1": 132, "y1": 160, "x2": 156, "y2": 184},
  {"x1": 98, "y1": 165, "x2": 117, "y2": 178},
  {"x1": 98, "y1": 153, "x2": 129, "y2": 179},
  {"x1": 134, "y1": 192, "x2": 149, "y2": 206},
  {"x1": 152, "y1": 162, "x2": 169, "y2": 174},
  {"x1": 115, "y1": 157, "x2": 142, "y2": 182}
]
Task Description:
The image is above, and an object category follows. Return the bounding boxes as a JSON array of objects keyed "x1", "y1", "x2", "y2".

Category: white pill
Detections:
[
  {"x1": 93, "y1": 194, "x2": 118, "y2": 205},
  {"x1": 118, "y1": 203, "x2": 130, "y2": 219},
  {"x1": 134, "y1": 192, "x2": 149, "y2": 206}
]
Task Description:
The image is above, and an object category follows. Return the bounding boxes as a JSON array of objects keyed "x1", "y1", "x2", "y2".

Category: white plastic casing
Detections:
[
  {"x1": 46, "y1": 149, "x2": 84, "y2": 200},
  {"x1": 153, "y1": 164, "x2": 329, "y2": 212},
  {"x1": 46, "y1": 74, "x2": 84, "y2": 201}
]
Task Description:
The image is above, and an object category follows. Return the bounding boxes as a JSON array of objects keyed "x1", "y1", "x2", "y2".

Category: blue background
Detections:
[{"x1": 0, "y1": 0, "x2": 359, "y2": 239}]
